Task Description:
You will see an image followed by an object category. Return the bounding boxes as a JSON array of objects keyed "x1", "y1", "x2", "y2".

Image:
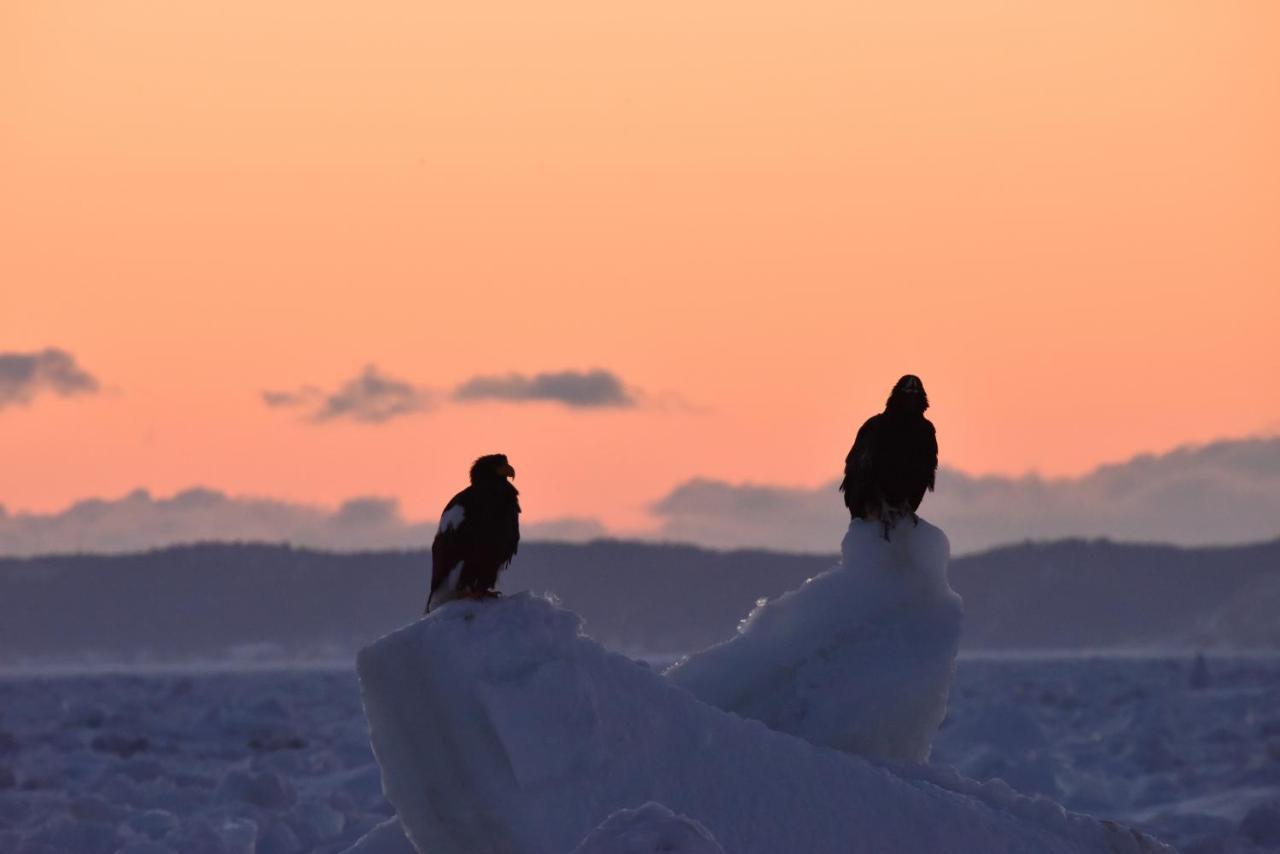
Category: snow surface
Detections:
[
  {"x1": 355, "y1": 593, "x2": 1170, "y2": 854},
  {"x1": 3, "y1": 658, "x2": 1278, "y2": 853},
  {"x1": 934, "y1": 656, "x2": 1280, "y2": 851},
  {"x1": 0, "y1": 669, "x2": 392, "y2": 853},
  {"x1": 0, "y1": 516, "x2": 1264, "y2": 854},
  {"x1": 666, "y1": 516, "x2": 962, "y2": 762},
  {"x1": 328, "y1": 802, "x2": 726, "y2": 854},
  {"x1": 340, "y1": 817, "x2": 417, "y2": 854},
  {"x1": 568, "y1": 803, "x2": 723, "y2": 854}
]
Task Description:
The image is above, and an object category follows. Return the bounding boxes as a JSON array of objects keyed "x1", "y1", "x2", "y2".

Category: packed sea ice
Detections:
[
  {"x1": 4, "y1": 516, "x2": 1275, "y2": 853},
  {"x1": 3, "y1": 657, "x2": 1277, "y2": 852}
]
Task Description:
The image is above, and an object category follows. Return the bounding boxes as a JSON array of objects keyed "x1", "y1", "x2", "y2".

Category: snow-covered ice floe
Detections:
[
  {"x1": 347, "y1": 591, "x2": 1172, "y2": 853},
  {"x1": 342, "y1": 802, "x2": 723, "y2": 854},
  {"x1": 568, "y1": 802, "x2": 723, "y2": 854},
  {"x1": 667, "y1": 516, "x2": 962, "y2": 762}
]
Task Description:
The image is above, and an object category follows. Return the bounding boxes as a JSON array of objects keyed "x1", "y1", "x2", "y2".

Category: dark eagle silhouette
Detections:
[
  {"x1": 840, "y1": 375, "x2": 938, "y2": 538},
  {"x1": 425, "y1": 453, "x2": 521, "y2": 612}
]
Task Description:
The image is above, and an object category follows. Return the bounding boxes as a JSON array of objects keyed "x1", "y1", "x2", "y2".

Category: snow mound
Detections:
[
  {"x1": 1241, "y1": 801, "x2": 1280, "y2": 846},
  {"x1": 666, "y1": 516, "x2": 962, "y2": 761},
  {"x1": 340, "y1": 818, "x2": 417, "y2": 854},
  {"x1": 355, "y1": 593, "x2": 1170, "y2": 854},
  {"x1": 568, "y1": 803, "x2": 723, "y2": 854}
]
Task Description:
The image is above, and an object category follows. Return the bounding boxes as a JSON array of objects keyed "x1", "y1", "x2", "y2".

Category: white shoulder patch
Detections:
[{"x1": 439, "y1": 505, "x2": 466, "y2": 532}]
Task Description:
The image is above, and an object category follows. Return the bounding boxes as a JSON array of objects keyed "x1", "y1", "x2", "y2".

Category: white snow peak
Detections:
[
  {"x1": 354, "y1": 591, "x2": 1171, "y2": 854},
  {"x1": 667, "y1": 516, "x2": 962, "y2": 762}
]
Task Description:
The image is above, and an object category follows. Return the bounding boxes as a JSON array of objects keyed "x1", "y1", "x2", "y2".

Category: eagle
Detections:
[
  {"x1": 839, "y1": 375, "x2": 938, "y2": 538},
  {"x1": 425, "y1": 453, "x2": 521, "y2": 612}
]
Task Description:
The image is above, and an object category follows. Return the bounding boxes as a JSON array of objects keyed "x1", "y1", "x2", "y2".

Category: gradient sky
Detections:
[{"x1": 3, "y1": 1, "x2": 1277, "y2": 532}]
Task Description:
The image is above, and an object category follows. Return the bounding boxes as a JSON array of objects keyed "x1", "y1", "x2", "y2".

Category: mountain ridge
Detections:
[{"x1": 2, "y1": 535, "x2": 1277, "y2": 664}]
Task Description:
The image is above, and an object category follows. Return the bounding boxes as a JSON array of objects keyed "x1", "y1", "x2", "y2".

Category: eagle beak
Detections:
[{"x1": 504, "y1": 464, "x2": 516, "y2": 479}]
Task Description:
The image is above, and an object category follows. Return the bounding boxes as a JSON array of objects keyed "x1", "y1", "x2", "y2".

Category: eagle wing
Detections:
[
  {"x1": 840, "y1": 413, "x2": 938, "y2": 517},
  {"x1": 840, "y1": 415, "x2": 880, "y2": 517},
  {"x1": 429, "y1": 489, "x2": 472, "y2": 604},
  {"x1": 904, "y1": 417, "x2": 938, "y2": 511},
  {"x1": 427, "y1": 484, "x2": 520, "y2": 611}
]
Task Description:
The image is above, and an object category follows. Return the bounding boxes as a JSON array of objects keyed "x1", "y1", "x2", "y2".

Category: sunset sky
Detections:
[{"x1": 3, "y1": 0, "x2": 1277, "y2": 534}]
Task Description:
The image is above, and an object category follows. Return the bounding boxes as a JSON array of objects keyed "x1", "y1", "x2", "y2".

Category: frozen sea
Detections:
[{"x1": 1, "y1": 656, "x2": 1278, "y2": 854}]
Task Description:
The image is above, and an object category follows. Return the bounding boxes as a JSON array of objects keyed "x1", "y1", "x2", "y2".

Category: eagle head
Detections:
[
  {"x1": 470, "y1": 453, "x2": 516, "y2": 484},
  {"x1": 886, "y1": 375, "x2": 929, "y2": 414}
]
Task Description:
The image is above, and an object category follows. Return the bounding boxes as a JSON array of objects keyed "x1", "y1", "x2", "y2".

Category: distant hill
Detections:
[
  {"x1": 954, "y1": 537, "x2": 1280, "y2": 650},
  {"x1": 1, "y1": 537, "x2": 1277, "y2": 666}
]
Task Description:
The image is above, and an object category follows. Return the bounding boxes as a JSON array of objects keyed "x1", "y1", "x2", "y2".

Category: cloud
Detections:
[
  {"x1": 0, "y1": 488, "x2": 610, "y2": 556},
  {"x1": 7, "y1": 438, "x2": 1275, "y2": 558},
  {"x1": 266, "y1": 367, "x2": 645, "y2": 423},
  {"x1": 522, "y1": 517, "x2": 610, "y2": 541},
  {"x1": 264, "y1": 366, "x2": 433, "y2": 424},
  {"x1": 261, "y1": 387, "x2": 320, "y2": 409},
  {"x1": 0, "y1": 348, "x2": 100, "y2": 410},
  {"x1": 650, "y1": 479, "x2": 840, "y2": 554},
  {"x1": 453, "y1": 369, "x2": 635, "y2": 408},
  {"x1": 648, "y1": 437, "x2": 1280, "y2": 555}
]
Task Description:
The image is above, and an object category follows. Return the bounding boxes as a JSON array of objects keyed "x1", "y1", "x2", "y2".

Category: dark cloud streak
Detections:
[
  {"x1": 0, "y1": 348, "x2": 100, "y2": 410},
  {"x1": 261, "y1": 388, "x2": 318, "y2": 408},
  {"x1": 453, "y1": 369, "x2": 634, "y2": 408},
  {"x1": 264, "y1": 367, "x2": 433, "y2": 424},
  {"x1": 311, "y1": 366, "x2": 433, "y2": 423},
  {"x1": 0, "y1": 488, "x2": 609, "y2": 556},
  {"x1": 267, "y1": 367, "x2": 643, "y2": 423}
]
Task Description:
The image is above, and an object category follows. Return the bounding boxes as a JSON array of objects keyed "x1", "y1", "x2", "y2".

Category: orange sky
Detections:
[{"x1": 2, "y1": 0, "x2": 1277, "y2": 531}]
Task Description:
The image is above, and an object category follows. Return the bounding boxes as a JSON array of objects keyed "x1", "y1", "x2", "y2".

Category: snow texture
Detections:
[
  {"x1": 5, "y1": 656, "x2": 1271, "y2": 854},
  {"x1": 1243, "y1": 802, "x2": 1280, "y2": 846},
  {"x1": 567, "y1": 803, "x2": 723, "y2": 854},
  {"x1": 666, "y1": 516, "x2": 962, "y2": 762},
  {"x1": 355, "y1": 592, "x2": 1170, "y2": 854},
  {"x1": 340, "y1": 818, "x2": 418, "y2": 854}
]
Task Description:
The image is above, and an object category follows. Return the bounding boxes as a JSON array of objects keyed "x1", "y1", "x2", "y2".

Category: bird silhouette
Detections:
[
  {"x1": 425, "y1": 453, "x2": 520, "y2": 612},
  {"x1": 839, "y1": 375, "x2": 938, "y2": 538}
]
